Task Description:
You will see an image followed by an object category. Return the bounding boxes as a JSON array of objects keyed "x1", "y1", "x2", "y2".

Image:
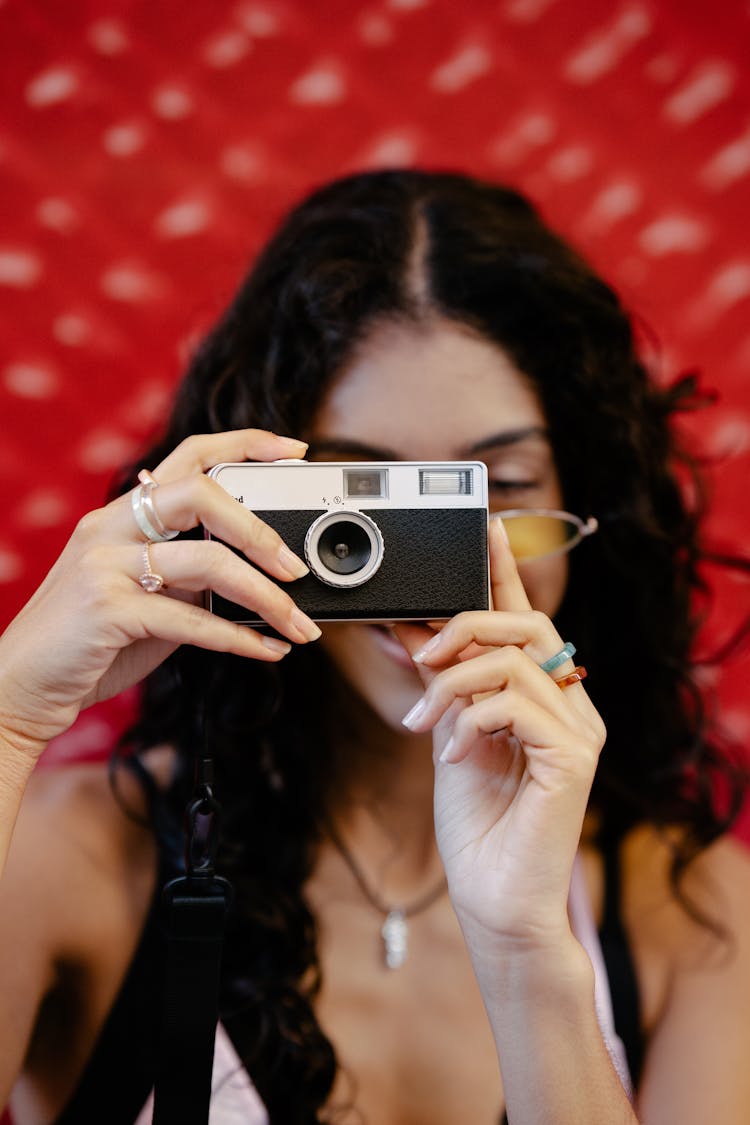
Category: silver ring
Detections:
[
  {"x1": 138, "y1": 543, "x2": 165, "y2": 593},
  {"x1": 131, "y1": 474, "x2": 179, "y2": 543}
]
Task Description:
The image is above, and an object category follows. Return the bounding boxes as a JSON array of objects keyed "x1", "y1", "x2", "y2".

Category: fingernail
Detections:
[
  {"x1": 278, "y1": 545, "x2": 309, "y2": 580},
  {"x1": 261, "y1": 636, "x2": 292, "y2": 656},
  {"x1": 291, "y1": 608, "x2": 322, "y2": 642},
  {"x1": 402, "y1": 697, "x2": 427, "y2": 729},
  {"x1": 439, "y1": 737, "x2": 457, "y2": 764},
  {"x1": 277, "y1": 436, "x2": 309, "y2": 450},
  {"x1": 492, "y1": 516, "x2": 510, "y2": 546},
  {"x1": 412, "y1": 634, "x2": 442, "y2": 664}
]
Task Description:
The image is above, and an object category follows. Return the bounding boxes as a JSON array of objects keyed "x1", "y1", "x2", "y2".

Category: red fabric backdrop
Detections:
[{"x1": 1, "y1": 1, "x2": 749, "y2": 833}]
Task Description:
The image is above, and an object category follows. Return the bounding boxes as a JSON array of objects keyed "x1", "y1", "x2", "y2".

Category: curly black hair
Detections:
[{"x1": 118, "y1": 169, "x2": 747, "y2": 1123}]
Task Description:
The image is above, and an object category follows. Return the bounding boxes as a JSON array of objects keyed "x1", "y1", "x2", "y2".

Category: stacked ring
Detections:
[
  {"x1": 138, "y1": 543, "x2": 165, "y2": 593},
  {"x1": 539, "y1": 642, "x2": 576, "y2": 674},
  {"x1": 554, "y1": 666, "x2": 587, "y2": 690},
  {"x1": 131, "y1": 470, "x2": 180, "y2": 543}
]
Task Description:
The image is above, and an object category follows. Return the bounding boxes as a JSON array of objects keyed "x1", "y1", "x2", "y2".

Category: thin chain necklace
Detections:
[{"x1": 326, "y1": 820, "x2": 448, "y2": 970}]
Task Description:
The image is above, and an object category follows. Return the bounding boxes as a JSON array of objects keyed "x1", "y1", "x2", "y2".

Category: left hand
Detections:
[{"x1": 394, "y1": 519, "x2": 606, "y2": 950}]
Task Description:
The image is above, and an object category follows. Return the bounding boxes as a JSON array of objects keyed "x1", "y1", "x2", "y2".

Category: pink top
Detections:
[{"x1": 134, "y1": 1022, "x2": 268, "y2": 1125}]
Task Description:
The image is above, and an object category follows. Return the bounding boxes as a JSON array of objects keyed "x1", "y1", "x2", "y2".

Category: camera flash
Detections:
[{"x1": 419, "y1": 469, "x2": 473, "y2": 495}]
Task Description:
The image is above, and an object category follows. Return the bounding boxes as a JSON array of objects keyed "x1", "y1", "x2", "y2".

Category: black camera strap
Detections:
[{"x1": 152, "y1": 755, "x2": 232, "y2": 1125}]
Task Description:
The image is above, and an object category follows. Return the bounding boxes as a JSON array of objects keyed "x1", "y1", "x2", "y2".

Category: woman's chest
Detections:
[{"x1": 313, "y1": 896, "x2": 505, "y2": 1125}]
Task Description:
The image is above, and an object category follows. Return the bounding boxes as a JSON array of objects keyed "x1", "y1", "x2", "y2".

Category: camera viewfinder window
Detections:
[
  {"x1": 419, "y1": 469, "x2": 473, "y2": 495},
  {"x1": 345, "y1": 469, "x2": 387, "y2": 498}
]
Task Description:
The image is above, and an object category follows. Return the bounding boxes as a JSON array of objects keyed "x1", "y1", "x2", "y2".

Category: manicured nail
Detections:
[
  {"x1": 439, "y1": 737, "x2": 458, "y2": 764},
  {"x1": 491, "y1": 515, "x2": 510, "y2": 546},
  {"x1": 278, "y1": 545, "x2": 309, "y2": 580},
  {"x1": 277, "y1": 436, "x2": 309, "y2": 450},
  {"x1": 402, "y1": 697, "x2": 427, "y2": 729},
  {"x1": 412, "y1": 634, "x2": 443, "y2": 664},
  {"x1": 261, "y1": 636, "x2": 292, "y2": 656},
  {"x1": 291, "y1": 608, "x2": 322, "y2": 642}
]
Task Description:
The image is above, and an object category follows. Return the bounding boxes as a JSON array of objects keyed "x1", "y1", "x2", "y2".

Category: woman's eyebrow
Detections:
[
  {"x1": 307, "y1": 426, "x2": 549, "y2": 462},
  {"x1": 465, "y1": 426, "x2": 549, "y2": 455}
]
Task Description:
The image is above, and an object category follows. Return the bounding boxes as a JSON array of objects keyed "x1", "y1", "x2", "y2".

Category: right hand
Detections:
[{"x1": 0, "y1": 429, "x2": 321, "y2": 763}]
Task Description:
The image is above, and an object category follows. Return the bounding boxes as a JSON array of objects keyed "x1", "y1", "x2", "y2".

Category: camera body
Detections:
[{"x1": 206, "y1": 460, "x2": 490, "y2": 624}]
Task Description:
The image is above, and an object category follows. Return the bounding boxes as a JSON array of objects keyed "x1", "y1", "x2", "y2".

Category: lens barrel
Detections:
[{"x1": 304, "y1": 510, "x2": 384, "y2": 588}]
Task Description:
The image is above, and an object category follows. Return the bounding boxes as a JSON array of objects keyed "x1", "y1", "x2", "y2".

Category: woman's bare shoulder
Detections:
[
  {"x1": 19, "y1": 754, "x2": 152, "y2": 865},
  {"x1": 3, "y1": 748, "x2": 173, "y2": 961},
  {"x1": 621, "y1": 829, "x2": 750, "y2": 1119},
  {"x1": 0, "y1": 748, "x2": 173, "y2": 1095},
  {"x1": 622, "y1": 822, "x2": 750, "y2": 947},
  {"x1": 619, "y1": 822, "x2": 750, "y2": 1033}
]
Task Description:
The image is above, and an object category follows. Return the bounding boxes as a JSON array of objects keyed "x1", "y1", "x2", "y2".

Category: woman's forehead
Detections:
[{"x1": 310, "y1": 317, "x2": 547, "y2": 454}]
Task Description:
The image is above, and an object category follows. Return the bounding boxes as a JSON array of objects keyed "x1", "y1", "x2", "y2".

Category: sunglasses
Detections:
[{"x1": 493, "y1": 508, "x2": 599, "y2": 562}]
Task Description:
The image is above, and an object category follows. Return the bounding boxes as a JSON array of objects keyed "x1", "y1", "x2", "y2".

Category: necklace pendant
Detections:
[{"x1": 381, "y1": 908, "x2": 408, "y2": 969}]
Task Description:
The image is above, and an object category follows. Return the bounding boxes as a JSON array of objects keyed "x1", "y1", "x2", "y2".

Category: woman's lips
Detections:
[{"x1": 368, "y1": 624, "x2": 417, "y2": 670}]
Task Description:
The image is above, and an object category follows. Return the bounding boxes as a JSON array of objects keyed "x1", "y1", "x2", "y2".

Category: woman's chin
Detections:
[{"x1": 319, "y1": 621, "x2": 425, "y2": 732}]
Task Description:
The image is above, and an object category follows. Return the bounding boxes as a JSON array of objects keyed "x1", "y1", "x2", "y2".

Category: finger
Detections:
[
  {"x1": 129, "y1": 541, "x2": 321, "y2": 644},
  {"x1": 150, "y1": 430, "x2": 309, "y2": 482},
  {"x1": 489, "y1": 517, "x2": 533, "y2": 613},
  {"x1": 163, "y1": 474, "x2": 310, "y2": 581},
  {"x1": 424, "y1": 619, "x2": 494, "y2": 665},
  {"x1": 122, "y1": 588, "x2": 296, "y2": 661},
  {"x1": 82, "y1": 632, "x2": 188, "y2": 708},
  {"x1": 107, "y1": 473, "x2": 309, "y2": 583},
  {"x1": 412, "y1": 608, "x2": 564, "y2": 670},
  {"x1": 401, "y1": 645, "x2": 576, "y2": 732},
  {"x1": 440, "y1": 689, "x2": 601, "y2": 776}
]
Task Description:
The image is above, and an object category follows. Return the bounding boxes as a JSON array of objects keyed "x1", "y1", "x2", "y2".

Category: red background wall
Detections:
[{"x1": 1, "y1": 0, "x2": 749, "y2": 831}]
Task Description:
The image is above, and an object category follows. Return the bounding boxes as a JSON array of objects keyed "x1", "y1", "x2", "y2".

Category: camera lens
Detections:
[
  {"x1": 317, "y1": 520, "x2": 372, "y2": 574},
  {"x1": 304, "y1": 510, "x2": 384, "y2": 588}
]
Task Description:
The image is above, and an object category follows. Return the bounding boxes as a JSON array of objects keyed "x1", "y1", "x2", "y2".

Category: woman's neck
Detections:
[{"x1": 323, "y1": 680, "x2": 442, "y2": 895}]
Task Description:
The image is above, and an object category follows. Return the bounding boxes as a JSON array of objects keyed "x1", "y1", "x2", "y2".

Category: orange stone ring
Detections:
[{"x1": 554, "y1": 666, "x2": 587, "y2": 690}]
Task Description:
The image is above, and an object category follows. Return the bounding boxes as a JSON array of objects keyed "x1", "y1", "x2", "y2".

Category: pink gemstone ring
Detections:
[{"x1": 138, "y1": 542, "x2": 165, "y2": 593}]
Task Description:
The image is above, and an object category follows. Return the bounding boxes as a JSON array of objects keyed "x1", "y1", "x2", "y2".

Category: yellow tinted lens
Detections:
[{"x1": 502, "y1": 515, "x2": 578, "y2": 561}]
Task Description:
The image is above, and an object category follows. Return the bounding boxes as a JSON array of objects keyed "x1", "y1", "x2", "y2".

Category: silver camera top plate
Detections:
[{"x1": 208, "y1": 460, "x2": 488, "y2": 510}]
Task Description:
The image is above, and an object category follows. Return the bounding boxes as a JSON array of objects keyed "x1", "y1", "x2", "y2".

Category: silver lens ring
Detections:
[{"x1": 304, "y1": 510, "x2": 384, "y2": 589}]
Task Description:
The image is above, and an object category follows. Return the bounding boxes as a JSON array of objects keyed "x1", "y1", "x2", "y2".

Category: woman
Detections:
[{"x1": 1, "y1": 170, "x2": 749, "y2": 1124}]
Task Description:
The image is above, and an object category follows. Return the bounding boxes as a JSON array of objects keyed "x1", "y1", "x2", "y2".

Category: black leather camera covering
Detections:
[{"x1": 209, "y1": 508, "x2": 489, "y2": 622}]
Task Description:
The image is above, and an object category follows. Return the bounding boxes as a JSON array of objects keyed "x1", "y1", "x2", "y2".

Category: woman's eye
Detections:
[{"x1": 488, "y1": 480, "x2": 538, "y2": 493}]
